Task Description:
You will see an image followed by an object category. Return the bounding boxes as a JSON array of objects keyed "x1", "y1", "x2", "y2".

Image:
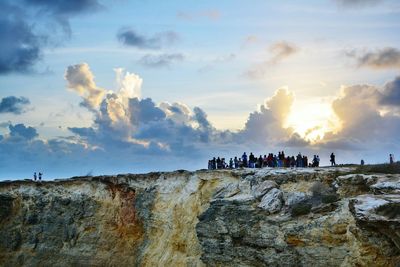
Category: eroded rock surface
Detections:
[{"x1": 0, "y1": 168, "x2": 399, "y2": 266}]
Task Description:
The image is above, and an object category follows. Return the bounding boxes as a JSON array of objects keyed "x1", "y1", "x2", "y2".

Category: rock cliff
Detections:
[{"x1": 0, "y1": 168, "x2": 399, "y2": 266}]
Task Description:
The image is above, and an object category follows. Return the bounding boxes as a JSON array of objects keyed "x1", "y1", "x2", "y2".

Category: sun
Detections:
[{"x1": 285, "y1": 99, "x2": 340, "y2": 143}]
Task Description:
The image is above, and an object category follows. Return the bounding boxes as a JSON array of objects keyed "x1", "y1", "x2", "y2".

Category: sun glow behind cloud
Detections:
[{"x1": 285, "y1": 98, "x2": 341, "y2": 143}]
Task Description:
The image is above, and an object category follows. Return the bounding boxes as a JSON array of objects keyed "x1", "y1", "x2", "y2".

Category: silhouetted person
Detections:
[
  {"x1": 242, "y1": 152, "x2": 248, "y2": 168},
  {"x1": 234, "y1": 157, "x2": 239, "y2": 168},
  {"x1": 229, "y1": 158, "x2": 233, "y2": 169},
  {"x1": 38, "y1": 172, "x2": 42, "y2": 181},
  {"x1": 312, "y1": 155, "x2": 318, "y2": 167},
  {"x1": 258, "y1": 155, "x2": 263, "y2": 168},
  {"x1": 290, "y1": 156, "x2": 296, "y2": 168},
  {"x1": 390, "y1": 154, "x2": 394, "y2": 164},
  {"x1": 216, "y1": 157, "x2": 221, "y2": 169},
  {"x1": 249, "y1": 153, "x2": 255, "y2": 168},
  {"x1": 296, "y1": 153, "x2": 302, "y2": 167},
  {"x1": 263, "y1": 155, "x2": 268, "y2": 167},
  {"x1": 221, "y1": 158, "x2": 226, "y2": 169},
  {"x1": 303, "y1": 156, "x2": 308, "y2": 168},
  {"x1": 33, "y1": 172, "x2": 37, "y2": 181},
  {"x1": 361, "y1": 159, "x2": 365, "y2": 166},
  {"x1": 330, "y1": 153, "x2": 336, "y2": 166}
]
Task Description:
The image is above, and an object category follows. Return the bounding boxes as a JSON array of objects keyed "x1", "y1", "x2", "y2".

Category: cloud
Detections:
[
  {"x1": 381, "y1": 76, "x2": 400, "y2": 106},
  {"x1": 117, "y1": 28, "x2": 179, "y2": 49},
  {"x1": 269, "y1": 41, "x2": 299, "y2": 65},
  {"x1": 64, "y1": 63, "x2": 217, "y2": 155},
  {"x1": 5, "y1": 62, "x2": 400, "y2": 178},
  {"x1": 0, "y1": 96, "x2": 30, "y2": 114},
  {"x1": 238, "y1": 88, "x2": 295, "y2": 144},
  {"x1": 0, "y1": 0, "x2": 101, "y2": 74},
  {"x1": 24, "y1": 0, "x2": 102, "y2": 15},
  {"x1": 2, "y1": 63, "x2": 306, "y2": 178},
  {"x1": 8, "y1": 123, "x2": 38, "y2": 140},
  {"x1": 139, "y1": 53, "x2": 184, "y2": 68},
  {"x1": 177, "y1": 10, "x2": 220, "y2": 21},
  {"x1": 335, "y1": 0, "x2": 383, "y2": 7},
  {"x1": 65, "y1": 63, "x2": 106, "y2": 109},
  {"x1": 245, "y1": 41, "x2": 299, "y2": 79},
  {"x1": 23, "y1": 0, "x2": 102, "y2": 33},
  {"x1": 319, "y1": 77, "x2": 400, "y2": 152},
  {"x1": 348, "y1": 47, "x2": 400, "y2": 69},
  {"x1": 282, "y1": 133, "x2": 310, "y2": 147},
  {"x1": 0, "y1": 2, "x2": 42, "y2": 74}
]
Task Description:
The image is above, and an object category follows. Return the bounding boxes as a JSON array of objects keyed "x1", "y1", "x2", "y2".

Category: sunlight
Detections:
[{"x1": 285, "y1": 99, "x2": 340, "y2": 143}]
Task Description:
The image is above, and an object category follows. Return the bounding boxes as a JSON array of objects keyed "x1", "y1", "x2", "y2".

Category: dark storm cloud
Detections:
[
  {"x1": 348, "y1": 47, "x2": 400, "y2": 70},
  {"x1": 0, "y1": 0, "x2": 101, "y2": 75},
  {"x1": 0, "y1": 96, "x2": 30, "y2": 114},
  {"x1": 0, "y1": 2, "x2": 42, "y2": 74},
  {"x1": 139, "y1": 53, "x2": 184, "y2": 68},
  {"x1": 9, "y1": 123, "x2": 38, "y2": 140},
  {"x1": 381, "y1": 76, "x2": 400, "y2": 106},
  {"x1": 117, "y1": 28, "x2": 179, "y2": 49}
]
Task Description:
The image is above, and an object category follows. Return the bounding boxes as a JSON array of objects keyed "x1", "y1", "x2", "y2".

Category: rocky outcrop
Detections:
[{"x1": 0, "y1": 168, "x2": 399, "y2": 266}]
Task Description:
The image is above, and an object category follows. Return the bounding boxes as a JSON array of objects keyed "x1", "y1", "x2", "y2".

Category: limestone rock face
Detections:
[
  {"x1": 258, "y1": 188, "x2": 283, "y2": 213},
  {"x1": 251, "y1": 180, "x2": 278, "y2": 199},
  {"x1": 0, "y1": 168, "x2": 399, "y2": 266}
]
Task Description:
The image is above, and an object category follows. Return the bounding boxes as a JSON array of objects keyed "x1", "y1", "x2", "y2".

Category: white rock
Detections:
[
  {"x1": 258, "y1": 188, "x2": 283, "y2": 214},
  {"x1": 251, "y1": 180, "x2": 278, "y2": 198},
  {"x1": 351, "y1": 194, "x2": 400, "y2": 222},
  {"x1": 371, "y1": 178, "x2": 400, "y2": 194}
]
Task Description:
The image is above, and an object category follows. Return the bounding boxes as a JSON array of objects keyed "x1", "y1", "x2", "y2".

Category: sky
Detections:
[{"x1": 1, "y1": 0, "x2": 400, "y2": 179}]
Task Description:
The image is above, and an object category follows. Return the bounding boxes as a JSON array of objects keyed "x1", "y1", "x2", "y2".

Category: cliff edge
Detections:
[{"x1": 0, "y1": 167, "x2": 399, "y2": 266}]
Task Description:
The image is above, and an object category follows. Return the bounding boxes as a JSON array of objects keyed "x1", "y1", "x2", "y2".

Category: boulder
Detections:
[
  {"x1": 214, "y1": 183, "x2": 240, "y2": 199},
  {"x1": 371, "y1": 177, "x2": 400, "y2": 194},
  {"x1": 284, "y1": 191, "x2": 307, "y2": 206},
  {"x1": 350, "y1": 194, "x2": 400, "y2": 250},
  {"x1": 251, "y1": 180, "x2": 278, "y2": 199},
  {"x1": 258, "y1": 188, "x2": 283, "y2": 214}
]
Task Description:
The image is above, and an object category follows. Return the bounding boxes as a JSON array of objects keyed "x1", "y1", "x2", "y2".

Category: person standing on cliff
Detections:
[
  {"x1": 390, "y1": 154, "x2": 394, "y2": 164},
  {"x1": 33, "y1": 172, "x2": 37, "y2": 181},
  {"x1": 242, "y1": 152, "x2": 248, "y2": 168},
  {"x1": 38, "y1": 172, "x2": 42, "y2": 181},
  {"x1": 330, "y1": 153, "x2": 336, "y2": 166}
]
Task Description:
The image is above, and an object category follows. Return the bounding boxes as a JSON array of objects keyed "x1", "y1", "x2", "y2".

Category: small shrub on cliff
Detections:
[{"x1": 291, "y1": 202, "x2": 312, "y2": 217}]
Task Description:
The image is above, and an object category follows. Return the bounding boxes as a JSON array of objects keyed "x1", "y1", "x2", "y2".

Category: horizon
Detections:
[{"x1": 1, "y1": 0, "x2": 400, "y2": 179}]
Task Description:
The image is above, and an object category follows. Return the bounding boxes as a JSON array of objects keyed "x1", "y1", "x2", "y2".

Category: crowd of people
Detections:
[{"x1": 207, "y1": 151, "x2": 329, "y2": 170}]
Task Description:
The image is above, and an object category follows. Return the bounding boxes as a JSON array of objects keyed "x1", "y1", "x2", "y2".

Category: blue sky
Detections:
[{"x1": 1, "y1": 0, "x2": 400, "y2": 179}]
